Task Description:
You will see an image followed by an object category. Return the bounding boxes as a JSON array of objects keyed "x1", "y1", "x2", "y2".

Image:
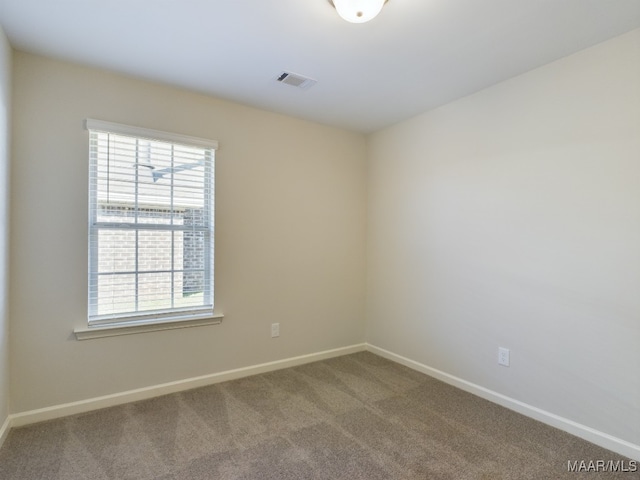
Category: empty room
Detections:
[{"x1": 0, "y1": 0, "x2": 639, "y2": 478}]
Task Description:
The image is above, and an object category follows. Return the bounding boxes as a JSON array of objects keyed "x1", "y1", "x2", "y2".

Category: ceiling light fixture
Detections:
[{"x1": 329, "y1": 0, "x2": 388, "y2": 24}]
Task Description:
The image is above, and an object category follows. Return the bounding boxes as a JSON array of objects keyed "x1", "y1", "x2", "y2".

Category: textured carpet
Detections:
[{"x1": 0, "y1": 352, "x2": 636, "y2": 479}]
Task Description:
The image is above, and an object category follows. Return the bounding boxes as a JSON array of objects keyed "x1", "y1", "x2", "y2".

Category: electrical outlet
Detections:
[
  {"x1": 271, "y1": 323, "x2": 280, "y2": 338},
  {"x1": 498, "y1": 347, "x2": 510, "y2": 367}
]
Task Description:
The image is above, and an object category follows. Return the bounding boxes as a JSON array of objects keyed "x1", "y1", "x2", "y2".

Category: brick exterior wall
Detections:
[{"x1": 96, "y1": 204, "x2": 205, "y2": 314}]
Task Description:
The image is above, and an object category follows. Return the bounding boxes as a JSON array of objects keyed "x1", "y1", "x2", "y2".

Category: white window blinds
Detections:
[{"x1": 86, "y1": 119, "x2": 217, "y2": 326}]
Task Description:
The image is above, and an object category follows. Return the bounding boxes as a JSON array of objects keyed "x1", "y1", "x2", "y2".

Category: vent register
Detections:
[{"x1": 276, "y1": 71, "x2": 317, "y2": 89}]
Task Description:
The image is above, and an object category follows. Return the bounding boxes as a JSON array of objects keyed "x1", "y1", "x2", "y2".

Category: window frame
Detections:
[{"x1": 85, "y1": 119, "x2": 218, "y2": 330}]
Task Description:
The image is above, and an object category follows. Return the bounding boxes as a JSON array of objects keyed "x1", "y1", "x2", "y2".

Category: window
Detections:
[{"x1": 86, "y1": 119, "x2": 217, "y2": 327}]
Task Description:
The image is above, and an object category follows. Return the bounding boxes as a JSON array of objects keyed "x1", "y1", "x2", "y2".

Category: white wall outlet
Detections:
[
  {"x1": 498, "y1": 347, "x2": 510, "y2": 367},
  {"x1": 271, "y1": 323, "x2": 280, "y2": 338}
]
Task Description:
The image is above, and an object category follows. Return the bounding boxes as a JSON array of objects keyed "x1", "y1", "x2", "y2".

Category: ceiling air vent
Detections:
[{"x1": 276, "y1": 71, "x2": 317, "y2": 89}]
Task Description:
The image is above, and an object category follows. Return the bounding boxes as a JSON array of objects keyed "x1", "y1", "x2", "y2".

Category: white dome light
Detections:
[{"x1": 330, "y1": 0, "x2": 388, "y2": 24}]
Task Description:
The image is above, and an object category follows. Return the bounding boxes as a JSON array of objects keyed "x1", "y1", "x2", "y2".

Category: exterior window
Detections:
[{"x1": 86, "y1": 119, "x2": 217, "y2": 327}]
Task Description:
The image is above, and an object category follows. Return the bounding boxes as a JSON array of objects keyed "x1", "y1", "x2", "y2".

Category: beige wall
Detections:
[
  {"x1": 367, "y1": 30, "x2": 640, "y2": 446},
  {"x1": 0, "y1": 26, "x2": 11, "y2": 429},
  {"x1": 10, "y1": 52, "x2": 367, "y2": 412}
]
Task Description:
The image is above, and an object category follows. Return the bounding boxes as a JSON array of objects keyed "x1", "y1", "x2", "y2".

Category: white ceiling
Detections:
[{"x1": 1, "y1": 0, "x2": 639, "y2": 133}]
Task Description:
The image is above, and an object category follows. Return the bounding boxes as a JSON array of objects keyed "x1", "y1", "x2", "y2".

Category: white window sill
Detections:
[{"x1": 74, "y1": 313, "x2": 224, "y2": 340}]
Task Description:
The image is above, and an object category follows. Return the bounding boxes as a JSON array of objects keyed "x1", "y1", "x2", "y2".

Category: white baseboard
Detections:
[
  {"x1": 366, "y1": 343, "x2": 640, "y2": 462},
  {"x1": 10, "y1": 343, "x2": 367, "y2": 429},
  {"x1": 0, "y1": 415, "x2": 10, "y2": 449}
]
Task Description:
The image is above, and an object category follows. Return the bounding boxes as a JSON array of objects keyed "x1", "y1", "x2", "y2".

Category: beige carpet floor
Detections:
[{"x1": 0, "y1": 352, "x2": 636, "y2": 479}]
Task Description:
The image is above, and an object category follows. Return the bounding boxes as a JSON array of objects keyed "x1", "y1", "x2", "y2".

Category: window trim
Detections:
[
  {"x1": 84, "y1": 119, "x2": 219, "y2": 150},
  {"x1": 83, "y1": 119, "x2": 220, "y2": 332},
  {"x1": 74, "y1": 313, "x2": 224, "y2": 341}
]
